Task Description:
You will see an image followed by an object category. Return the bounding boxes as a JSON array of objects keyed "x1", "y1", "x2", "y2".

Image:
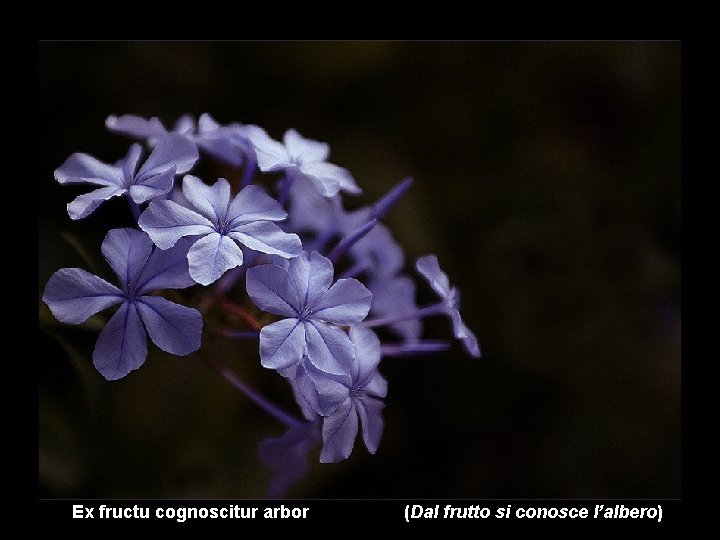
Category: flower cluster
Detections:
[{"x1": 42, "y1": 114, "x2": 481, "y2": 475}]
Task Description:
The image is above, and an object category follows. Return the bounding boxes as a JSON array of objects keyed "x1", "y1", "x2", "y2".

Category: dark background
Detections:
[{"x1": 38, "y1": 42, "x2": 680, "y2": 498}]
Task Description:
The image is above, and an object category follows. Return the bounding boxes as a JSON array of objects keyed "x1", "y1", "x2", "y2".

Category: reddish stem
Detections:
[{"x1": 217, "y1": 294, "x2": 262, "y2": 331}]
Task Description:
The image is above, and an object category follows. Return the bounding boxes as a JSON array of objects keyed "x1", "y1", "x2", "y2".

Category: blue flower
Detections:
[
  {"x1": 246, "y1": 251, "x2": 372, "y2": 376},
  {"x1": 367, "y1": 275, "x2": 422, "y2": 342},
  {"x1": 286, "y1": 176, "x2": 345, "y2": 235},
  {"x1": 247, "y1": 128, "x2": 360, "y2": 197},
  {"x1": 106, "y1": 113, "x2": 256, "y2": 168},
  {"x1": 258, "y1": 421, "x2": 321, "y2": 498},
  {"x1": 317, "y1": 326, "x2": 387, "y2": 463},
  {"x1": 54, "y1": 134, "x2": 198, "y2": 220},
  {"x1": 138, "y1": 175, "x2": 302, "y2": 285},
  {"x1": 285, "y1": 178, "x2": 405, "y2": 280},
  {"x1": 341, "y1": 206, "x2": 405, "y2": 279},
  {"x1": 416, "y1": 255, "x2": 481, "y2": 358},
  {"x1": 42, "y1": 228, "x2": 203, "y2": 380}
]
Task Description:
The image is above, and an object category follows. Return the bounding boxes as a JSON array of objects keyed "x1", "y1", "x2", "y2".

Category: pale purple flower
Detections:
[
  {"x1": 246, "y1": 251, "x2": 372, "y2": 376},
  {"x1": 106, "y1": 113, "x2": 256, "y2": 168},
  {"x1": 138, "y1": 176, "x2": 302, "y2": 285},
  {"x1": 367, "y1": 275, "x2": 422, "y2": 342},
  {"x1": 247, "y1": 128, "x2": 360, "y2": 197},
  {"x1": 342, "y1": 207, "x2": 405, "y2": 279},
  {"x1": 286, "y1": 176, "x2": 345, "y2": 235},
  {"x1": 318, "y1": 326, "x2": 387, "y2": 463},
  {"x1": 416, "y1": 255, "x2": 481, "y2": 358},
  {"x1": 42, "y1": 228, "x2": 203, "y2": 380},
  {"x1": 54, "y1": 134, "x2": 198, "y2": 220},
  {"x1": 258, "y1": 420, "x2": 321, "y2": 498},
  {"x1": 285, "y1": 179, "x2": 404, "y2": 279},
  {"x1": 281, "y1": 357, "x2": 347, "y2": 417}
]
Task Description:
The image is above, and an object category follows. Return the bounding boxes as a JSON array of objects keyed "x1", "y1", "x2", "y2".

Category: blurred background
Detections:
[{"x1": 38, "y1": 41, "x2": 680, "y2": 498}]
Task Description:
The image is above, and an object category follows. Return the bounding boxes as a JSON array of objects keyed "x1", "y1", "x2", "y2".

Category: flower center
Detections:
[
  {"x1": 217, "y1": 219, "x2": 231, "y2": 236},
  {"x1": 298, "y1": 305, "x2": 313, "y2": 321},
  {"x1": 124, "y1": 289, "x2": 138, "y2": 304}
]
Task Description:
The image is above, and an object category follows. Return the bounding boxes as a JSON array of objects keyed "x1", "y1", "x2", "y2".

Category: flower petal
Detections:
[
  {"x1": 138, "y1": 199, "x2": 214, "y2": 250},
  {"x1": 136, "y1": 238, "x2": 195, "y2": 294},
  {"x1": 286, "y1": 176, "x2": 344, "y2": 234},
  {"x1": 287, "y1": 251, "x2": 334, "y2": 311},
  {"x1": 67, "y1": 186, "x2": 126, "y2": 220},
  {"x1": 137, "y1": 296, "x2": 202, "y2": 356},
  {"x1": 101, "y1": 228, "x2": 153, "y2": 290},
  {"x1": 227, "y1": 184, "x2": 288, "y2": 225},
  {"x1": 42, "y1": 268, "x2": 124, "y2": 324},
  {"x1": 128, "y1": 165, "x2": 176, "y2": 203},
  {"x1": 448, "y1": 309, "x2": 481, "y2": 358},
  {"x1": 304, "y1": 358, "x2": 351, "y2": 408},
  {"x1": 172, "y1": 114, "x2": 196, "y2": 135},
  {"x1": 291, "y1": 359, "x2": 347, "y2": 417},
  {"x1": 299, "y1": 161, "x2": 358, "y2": 197},
  {"x1": 320, "y1": 399, "x2": 358, "y2": 463},
  {"x1": 246, "y1": 126, "x2": 290, "y2": 171},
  {"x1": 181, "y1": 175, "x2": 231, "y2": 225},
  {"x1": 305, "y1": 321, "x2": 354, "y2": 376},
  {"x1": 368, "y1": 275, "x2": 421, "y2": 342},
  {"x1": 348, "y1": 325, "x2": 382, "y2": 385},
  {"x1": 311, "y1": 278, "x2": 372, "y2": 326},
  {"x1": 135, "y1": 133, "x2": 199, "y2": 180},
  {"x1": 283, "y1": 128, "x2": 329, "y2": 163},
  {"x1": 363, "y1": 371, "x2": 388, "y2": 399},
  {"x1": 259, "y1": 318, "x2": 306, "y2": 370},
  {"x1": 354, "y1": 394, "x2": 384, "y2": 454},
  {"x1": 117, "y1": 143, "x2": 143, "y2": 180},
  {"x1": 228, "y1": 221, "x2": 302, "y2": 259},
  {"x1": 258, "y1": 422, "x2": 320, "y2": 499},
  {"x1": 197, "y1": 112, "x2": 221, "y2": 133},
  {"x1": 196, "y1": 115, "x2": 247, "y2": 167},
  {"x1": 187, "y1": 232, "x2": 244, "y2": 285},
  {"x1": 415, "y1": 254, "x2": 452, "y2": 299},
  {"x1": 105, "y1": 114, "x2": 168, "y2": 141},
  {"x1": 350, "y1": 221, "x2": 404, "y2": 278},
  {"x1": 54, "y1": 152, "x2": 124, "y2": 187},
  {"x1": 246, "y1": 264, "x2": 299, "y2": 317},
  {"x1": 92, "y1": 302, "x2": 148, "y2": 380}
]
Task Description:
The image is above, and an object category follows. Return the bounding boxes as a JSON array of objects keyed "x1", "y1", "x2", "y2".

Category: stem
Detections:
[
  {"x1": 208, "y1": 358, "x2": 302, "y2": 428},
  {"x1": 217, "y1": 295, "x2": 262, "y2": 331},
  {"x1": 307, "y1": 228, "x2": 336, "y2": 254},
  {"x1": 126, "y1": 193, "x2": 141, "y2": 222},
  {"x1": 381, "y1": 341, "x2": 451, "y2": 357},
  {"x1": 218, "y1": 329, "x2": 261, "y2": 340},
  {"x1": 339, "y1": 261, "x2": 366, "y2": 279},
  {"x1": 362, "y1": 302, "x2": 447, "y2": 328},
  {"x1": 371, "y1": 176, "x2": 414, "y2": 220},
  {"x1": 327, "y1": 218, "x2": 378, "y2": 264}
]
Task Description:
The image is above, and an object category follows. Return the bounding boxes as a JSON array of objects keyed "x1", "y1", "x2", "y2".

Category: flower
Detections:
[
  {"x1": 138, "y1": 175, "x2": 302, "y2": 285},
  {"x1": 247, "y1": 128, "x2": 360, "y2": 197},
  {"x1": 415, "y1": 255, "x2": 481, "y2": 358},
  {"x1": 42, "y1": 228, "x2": 203, "y2": 380},
  {"x1": 341, "y1": 207, "x2": 405, "y2": 279},
  {"x1": 54, "y1": 134, "x2": 198, "y2": 220},
  {"x1": 285, "y1": 178, "x2": 405, "y2": 280},
  {"x1": 285, "y1": 176, "x2": 345, "y2": 235},
  {"x1": 246, "y1": 251, "x2": 372, "y2": 375},
  {"x1": 317, "y1": 326, "x2": 387, "y2": 463},
  {"x1": 258, "y1": 420, "x2": 321, "y2": 498},
  {"x1": 106, "y1": 113, "x2": 256, "y2": 168},
  {"x1": 367, "y1": 274, "x2": 422, "y2": 342}
]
